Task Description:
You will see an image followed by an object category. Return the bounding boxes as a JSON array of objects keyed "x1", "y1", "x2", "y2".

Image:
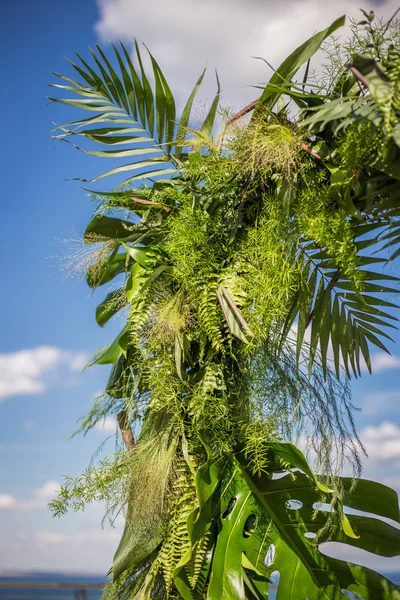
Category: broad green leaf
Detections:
[
  {"x1": 86, "y1": 252, "x2": 128, "y2": 289},
  {"x1": 207, "y1": 472, "x2": 264, "y2": 600},
  {"x1": 85, "y1": 215, "x2": 135, "y2": 242},
  {"x1": 236, "y1": 454, "x2": 400, "y2": 599},
  {"x1": 113, "y1": 518, "x2": 163, "y2": 582},
  {"x1": 89, "y1": 326, "x2": 129, "y2": 365},
  {"x1": 126, "y1": 262, "x2": 148, "y2": 303},
  {"x1": 122, "y1": 243, "x2": 159, "y2": 269},
  {"x1": 95, "y1": 288, "x2": 126, "y2": 327}
]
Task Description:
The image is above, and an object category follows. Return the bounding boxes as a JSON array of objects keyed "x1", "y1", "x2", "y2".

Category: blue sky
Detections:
[{"x1": 1, "y1": 0, "x2": 400, "y2": 576}]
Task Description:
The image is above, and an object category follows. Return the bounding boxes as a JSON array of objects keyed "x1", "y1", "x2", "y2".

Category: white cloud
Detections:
[
  {"x1": 95, "y1": 416, "x2": 117, "y2": 435},
  {"x1": 0, "y1": 347, "x2": 89, "y2": 402},
  {"x1": 31, "y1": 481, "x2": 62, "y2": 504},
  {"x1": 36, "y1": 527, "x2": 120, "y2": 545},
  {"x1": 0, "y1": 494, "x2": 16, "y2": 509},
  {"x1": 360, "y1": 422, "x2": 400, "y2": 463},
  {"x1": 0, "y1": 481, "x2": 61, "y2": 511},
  {"x1": 94, "y1": 0, "x2": 399, "y2": 109},
  {"x1": 370, "y1": 353, "x2": 400, "y2": 374},
  {"x1": 68, "y1": 352, "x2": 89, "y2": 372}
]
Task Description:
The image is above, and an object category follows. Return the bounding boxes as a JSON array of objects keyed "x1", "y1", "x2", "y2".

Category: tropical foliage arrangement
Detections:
[{"x1": 49, "y1": 10, "x2": 400, "y2": 599}]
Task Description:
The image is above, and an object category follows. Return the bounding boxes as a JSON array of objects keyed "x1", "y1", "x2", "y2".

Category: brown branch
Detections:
[
  {"x1": 131, "y1": 197, "x2": 171, "y2": 212},
  {"x1": 117, "y1": 410, "x2": 135, "y2": 450},
  {"x1": 348, "y1": 66, "x2": 370, "y2": 90},
  {"x1": 226, "y1": 98, "x2": 260, "y2": 126},
  {"x1": 300, "y1": 142, "x2": 321, "y2": 161}
]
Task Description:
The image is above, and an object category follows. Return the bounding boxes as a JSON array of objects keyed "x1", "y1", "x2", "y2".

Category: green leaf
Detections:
[
  {"x1": 217, "y1": 286, "x2": 253, "y2": 343},
  {"x1": 86, "y1": 252, "x2": 128, "y2": 289},
  {"x1": 296, "y1": 262, "x2": 316, "y2": 370},
  {"x1": 175, "y1": 68, "x2": 206, "y2": 159},
  {"x1": 126, "y1": 262, "x2": 148, "y2": 303},
  {"x1": 76, "y1": 145, "x2": 164, "y2": 159},
  {"x1": 114, "y1": 167, "x2": 178, "y2": 190},
  {"x1": 85, "y1": 215, "x2": 135, "y2": 242},
  {"x1": 393, "y1": 123, "x2": 400, "y2": 148},
  {"x1": 88, "y1": 46, "x2": 120, "y2": 105},
  {"x1": 331, "y1": 295, "x2": 341, "y2": 378},
  {"x1": 112, "y1": 43, "x2": 137, "y2": 119},
  {"x1": 89, "y1": 326, "x2": 129, "y2": 366},
  {"x1": 113, "y1": 523, "x2": 163, "y2": 582},
  {"x1": 145, "y1": 46, "x2": 176, "y2": 148},
  {"x1": 359, "y1": 327, "x2": 391, "y2": 354},
  {"x1": 199, "y1": 71, "x2": 220, "y2": 137},
  {"x1": 207, "y1": 482, "x2": 253, "y2": 599},
  {"x1": 308, "y1": 279, "x2": 325, "y2": 377},
  {"x1": 256, "y1": 16, "x2": 345, "y2": 113},
  {"x1": 320, "y1": 288, "x2": 332, "y2": 379},
  {"x1": 122, "y1": 243, "x2": 160, "y2": 268},
  {"x1": 96, "y1": 288, "x2": 126, "y2": 327},
  {"x1": 349, "y1": 55, "x2": 392, "y2": 103},
  {"x1": 96, "y1": 44, "x2": 129, "y2": 114},
  {"x1": 235, "y1": 451, "x2": 400, "y2": 599},
  {"x1": 120, "y1": 42, "x2": 145, "y2": 126},
  {"x1": 278, "y1": 289, "x2": 301, "y2": 356},
  {"x1": 135, "y1": 40, "x2": 155, "y2": 138},
  {"x1": 78, "y1": 158, "x2": 169, "y2": 184},
  {"x1": 358, "y1": 326, "x2": 372, "y2": 373}
]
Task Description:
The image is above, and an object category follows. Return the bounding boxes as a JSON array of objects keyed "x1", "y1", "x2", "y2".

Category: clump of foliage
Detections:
[{"x1": 49, "y1": 10, "x2": 400, "y2": 600}]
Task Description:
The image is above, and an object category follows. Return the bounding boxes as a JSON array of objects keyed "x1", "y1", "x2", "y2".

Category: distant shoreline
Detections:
[{"x1": 0, "y1": 570, "x2": 107, "y2": 578}]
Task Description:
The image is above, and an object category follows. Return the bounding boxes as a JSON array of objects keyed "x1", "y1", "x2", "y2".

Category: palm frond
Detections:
[
  {"x1": 279, "y1": 225, "x2": 400, "y2": 379},
  {"x1": 49, "y1": 43, "x2": 220, "y2": 191}
]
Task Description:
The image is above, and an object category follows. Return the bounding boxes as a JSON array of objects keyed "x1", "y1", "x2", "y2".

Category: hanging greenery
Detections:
[{"x1": 49, "y1": 9, "x2": 400, "y2": 599}]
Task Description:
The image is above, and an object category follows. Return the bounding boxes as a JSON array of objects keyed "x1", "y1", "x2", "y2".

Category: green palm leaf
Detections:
[{"x1": 50, "y1": 42, "x2": 215, "y2": 190}]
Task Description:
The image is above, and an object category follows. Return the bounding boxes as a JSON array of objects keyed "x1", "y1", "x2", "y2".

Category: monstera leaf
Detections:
[{"x1": 172, "y1": 442, "x2": 400, "y2": 600}]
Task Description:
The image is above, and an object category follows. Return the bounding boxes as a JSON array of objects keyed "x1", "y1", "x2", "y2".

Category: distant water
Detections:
[
  {"x1": 0, "y1": 573, "x2": 105, "y2": 600},
  {"x1": 0, "y1": 571, "x2": 398, "y2": 599}
]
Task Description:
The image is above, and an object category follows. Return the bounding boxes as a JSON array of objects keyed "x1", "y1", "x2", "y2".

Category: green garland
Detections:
[{"x1": 50, "y1": 11, "x2": 400, "y2": 599}]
